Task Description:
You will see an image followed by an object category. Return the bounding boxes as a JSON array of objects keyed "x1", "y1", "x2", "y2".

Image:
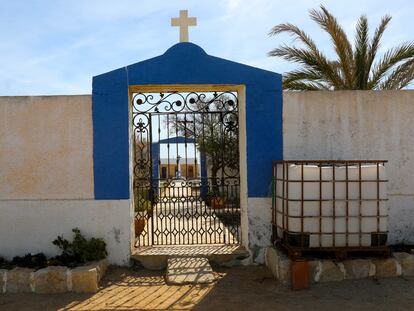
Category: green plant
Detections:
[
  {"x1": 51, "y1": 228, "x2": 107, "y2": 267},
  {"x1": 134, "y1": 188, "x2": 153, "y2": 213},
  {"x1": 135, "y1": 200, "x2": 152, "y2": 213},
  {"x1": 12, "y1": 253, "x2": 47, "y2": 269},
  {"x1": 0, "y1": 256, "x2": 12, "y2": 269},
  {"x1": 206, "y1": 190, "x2": 217, "y2": 201},
  {"x1": 167, "y1": 95, "x2": 239, "y2": 194},
  {"x1": 206, "y1": 190, "x2": 224, "y2": 207},
  {"x1": 269, "y1": 5, "x2": 414, "y2": 90}
]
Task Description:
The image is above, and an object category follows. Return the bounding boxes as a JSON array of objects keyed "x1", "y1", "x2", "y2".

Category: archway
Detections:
[{"x1": 92, "y1": 43, "x2": 282, "y2": 259}]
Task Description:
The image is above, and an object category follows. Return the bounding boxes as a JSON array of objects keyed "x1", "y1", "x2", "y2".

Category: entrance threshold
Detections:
[{"x1": 131, "y1": 244, "x2": 250, "y2": 270}]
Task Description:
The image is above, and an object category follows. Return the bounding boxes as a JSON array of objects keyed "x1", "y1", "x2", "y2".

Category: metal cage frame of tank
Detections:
[{"x1": 271, "y1": 160, "x2": 390, "y2": 259}]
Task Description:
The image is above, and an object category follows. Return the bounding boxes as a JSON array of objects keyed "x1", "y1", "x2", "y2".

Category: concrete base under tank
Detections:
[{"x1": 265, "y1": 246, "x2": 414, "y2": 287}]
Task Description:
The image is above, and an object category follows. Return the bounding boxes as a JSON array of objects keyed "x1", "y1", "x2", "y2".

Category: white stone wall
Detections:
[
  {"x1": 247, "y1": 198, "x2": 272, "y2": 263},
  {"x1": 283, "y1": 90, "x2": 414, "y2": 244},
  {"x1": 1, "y1": 90, "x2": 414, "y2": 267},
  {"x1": 0, "y1": 95, "x2": 132, "y2": 265},
  {"x1": 0, "y1": 95, "x2": 94, "y2": 200},
  {"x1": 0, "y1": 200, "x2": 132, "y2": 265}
]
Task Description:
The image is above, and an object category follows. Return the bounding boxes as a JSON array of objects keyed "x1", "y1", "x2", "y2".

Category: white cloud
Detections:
[{"x1": 225, "y1": 0, "x2": 242, "y2": 13}]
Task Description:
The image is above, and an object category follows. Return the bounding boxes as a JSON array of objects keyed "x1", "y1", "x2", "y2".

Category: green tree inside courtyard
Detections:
[{"x1": 168, "y1": 94, "x2": 239, "y2": 194}]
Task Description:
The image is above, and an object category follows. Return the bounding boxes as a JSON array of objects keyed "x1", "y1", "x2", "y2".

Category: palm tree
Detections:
[{"x1": 268, "y1": 5, "x2": 414, "y2": 90}]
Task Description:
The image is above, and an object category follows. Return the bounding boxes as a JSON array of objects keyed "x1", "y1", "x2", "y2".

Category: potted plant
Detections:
[
  {"x1": 206, "y1": 190, "x2": 225, "y2": 209},
  {"x1": 134, "y1": 189, "x2": 152, "y2": 238}
]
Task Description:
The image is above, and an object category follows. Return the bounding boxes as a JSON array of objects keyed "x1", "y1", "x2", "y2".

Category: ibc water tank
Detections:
[{"x1": 274, "y1": 162, "x2": 388, "y2": 248}]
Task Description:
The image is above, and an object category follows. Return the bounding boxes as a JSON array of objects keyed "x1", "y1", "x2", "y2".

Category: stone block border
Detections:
[
  {"x1": 0, "y1": 259, "x2": 108, "y2": 294},
  {"x1": 265, "y1": 247, "x2": 414, "y2": 286}
]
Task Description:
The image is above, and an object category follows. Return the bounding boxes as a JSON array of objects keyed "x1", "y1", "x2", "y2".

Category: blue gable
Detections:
[{"x1": 92, "y1": 43, "x2": 282, "y2": 199}]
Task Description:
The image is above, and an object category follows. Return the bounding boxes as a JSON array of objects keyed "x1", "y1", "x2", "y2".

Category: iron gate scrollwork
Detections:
[{"x1": 132, "y1": 90, "x2": 240, "y2": 246}]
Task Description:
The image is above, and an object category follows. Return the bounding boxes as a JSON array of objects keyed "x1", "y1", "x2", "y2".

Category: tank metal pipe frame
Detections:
[{"x1": 271, "y1": 160, "x2": 389, "y2": 260}]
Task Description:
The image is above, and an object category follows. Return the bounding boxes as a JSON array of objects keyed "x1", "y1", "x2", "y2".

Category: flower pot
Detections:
[
  {"x1": 210, "y1": 197, "x2": 225, "y2": 209},
  {"x1": 134, "y1": 218, "x2": 146, "y2": 237}
]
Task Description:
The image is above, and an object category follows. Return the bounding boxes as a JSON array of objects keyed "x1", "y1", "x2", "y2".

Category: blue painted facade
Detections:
[
  {"x1": 92, "y1": 43, "x2": 282, "y2": 199},
  {"x1": 150, "y1": 136, "x2": 207, "y2": 196},
  {"x1": 151, "y1": 136, "x2": 198, "y2": 185}
]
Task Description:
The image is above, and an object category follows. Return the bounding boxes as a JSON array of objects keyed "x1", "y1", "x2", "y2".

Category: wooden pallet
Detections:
[{"x1": 276, "y1": 241, "x2": 391, "y2": 261}]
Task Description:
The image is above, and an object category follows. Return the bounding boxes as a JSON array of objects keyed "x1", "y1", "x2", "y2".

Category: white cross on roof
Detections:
[{"x1": 171, "y1": 10, "x2": 197, "y2": 43}]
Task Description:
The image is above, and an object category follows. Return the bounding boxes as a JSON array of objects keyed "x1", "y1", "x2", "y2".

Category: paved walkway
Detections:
[
  {"x1": 166, "y1": 257, "x2": 216, "y2": 284},
  {"x1": 133, "y1": 244, "x2": 243, "y2": 256},
  {"x1": 1, "y1": 266, "x2": 414, "y2": 310}
]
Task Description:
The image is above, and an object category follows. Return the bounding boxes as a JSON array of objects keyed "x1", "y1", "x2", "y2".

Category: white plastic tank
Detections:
[{"x1": 275, "y1": 163, "x2": 388, "y2": 248}]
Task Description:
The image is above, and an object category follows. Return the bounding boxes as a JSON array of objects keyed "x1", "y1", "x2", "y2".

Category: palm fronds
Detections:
[{"x1": 269, "y1": 5, "x2": 414, "y2": 90}]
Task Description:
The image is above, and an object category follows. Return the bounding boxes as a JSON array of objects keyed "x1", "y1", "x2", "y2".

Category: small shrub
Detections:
[
  {"x1": 0, "y1": 229, "x2": 107, "y2": 269},
  {"x1": 0, "y1": 256, "x2": 12, "y2": 269},
  {"x1": 51, "y1": 228, "x2": 107, "y2": 266},
  {"x1": 47, "y1": 253, "x2": 78, "y2": 268},
  {"x1": 135, "y1": 200, "x2": 152, "y2": 213},
  {"x1": 206, "y1": 190, "x2": 221, "y2": 206},
  {"x1": 11, "y1": 253, "x2": 47, "y2": 269},
  {"x1": 134, "y1": 188, "x2": 152, "y2": 213}
]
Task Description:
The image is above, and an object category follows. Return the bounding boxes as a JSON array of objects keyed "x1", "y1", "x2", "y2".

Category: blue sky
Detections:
[{"x1": 0, "y1": 0, "x2": 413, "y2": 95}]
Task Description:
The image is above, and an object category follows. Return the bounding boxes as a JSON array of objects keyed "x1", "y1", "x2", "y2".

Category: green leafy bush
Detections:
[
  {"x1": 0, "y1": 229, "x2": 107, "y2": 269},
  {"x1": 135, "y1": 199, "x2": 152, "y2": 213},
  {"x1": 0, "y1": 253, "x2": 47, "y2": 270},
  {"x1": 134, "y1": 188, "x2": 152, "y2": 213},
  {"x1": 0, "y1": 256, "x2": 12, "y2": 269},
  {"x1": 49, "y1": 228, "x2": 107, "y2": 267},
  {"x1": 12, "y1": 253, "x2": 47, "y2": 269},
  {"x1": 206, "y1": 190, "x2": 221, "y2": 206}
]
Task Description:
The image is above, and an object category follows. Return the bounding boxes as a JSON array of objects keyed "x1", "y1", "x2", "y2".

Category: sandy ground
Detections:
[{"x1": 1, "y1": 265, "x2": 414, "y2": 311}]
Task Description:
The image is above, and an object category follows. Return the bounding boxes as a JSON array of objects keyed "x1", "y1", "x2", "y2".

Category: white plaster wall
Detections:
[
  {"x1": 4, "y1": 90, "x2": 412, "y2": 267},
  {"x1": 0, "y1": 95, "x2": 94, "y2": 200},
  {"x1": 0, "y1": 200, "x2": 132, "y2": 265},
  {"x1": 247, "y1": 197, "x2": 272, "y2": 263},
  {"x1": 0, "y1": 95, "x2": 134, "y2": 265},
  {"x1": 283, "y1": 90, "x2": 414, "y2": 244}
]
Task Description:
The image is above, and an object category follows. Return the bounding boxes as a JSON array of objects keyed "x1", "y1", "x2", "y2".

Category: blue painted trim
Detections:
[
  {"x1": 150, "y1": 136, "x2": 199, "y2": 194},
  {"x1": 158, "y1": 136, "x2": 195, "y2": 144},
  {"x1": 92, "y1": 68, "x2": 130, "y2": 200},
  {"x1": 92, "y1": 43, "x2": 282, "y2": 199}
]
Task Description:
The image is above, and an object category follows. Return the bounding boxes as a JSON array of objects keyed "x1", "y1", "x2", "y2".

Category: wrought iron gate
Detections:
[{"x1": 132, "y1": 90, "x2": 240, "y2": 246}]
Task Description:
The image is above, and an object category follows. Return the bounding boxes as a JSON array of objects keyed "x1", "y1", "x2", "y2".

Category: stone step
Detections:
[
  {"x1": 131, "y1": 244, "x2": 250, "y2": 270},
  {"x1": 166, "y1": 257, "x2": 216, "y2": 285}
]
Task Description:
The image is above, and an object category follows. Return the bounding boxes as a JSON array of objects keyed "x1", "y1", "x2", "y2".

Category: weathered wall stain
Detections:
[
  {"x1": 0, "y1": 95, "x2": 94, "y2": 199},
  {"x1": 112, "y1": 227, "x2": 121, "y2": 244}
]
